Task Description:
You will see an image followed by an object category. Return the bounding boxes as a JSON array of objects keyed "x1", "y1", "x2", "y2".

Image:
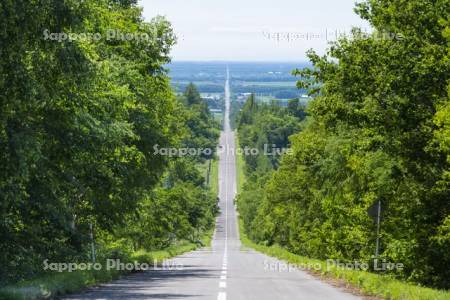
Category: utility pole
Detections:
[
  {"x1": 89, "y1": 222, "x2": 96, "y2": 263},
  {"x1": 206, "y1": 159, "x2": 212, "y2": 186},
  {"x1": 368, "y1": 199, "x2": 383, "y2": 263},
  {"x1": 375, "y1": 200, "x2": 381, "y2": 260}
]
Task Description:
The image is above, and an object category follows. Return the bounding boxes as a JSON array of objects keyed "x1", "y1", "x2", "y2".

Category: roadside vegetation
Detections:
[
  {"x1": 235, "y1": 136, "x2": 246, "y2": 194},
  {"x1": 236, "y1": 0, "x2": 449, "y2": 294},
  {"x1": 0, "y1": 1, "x2": 219, "y2": 298},
  {"x1": 0, "y1": 232, "x2": 213, "y2": 300},
  {"x1": 239, "y1": 220, "x2": 450, "y2": 300}
]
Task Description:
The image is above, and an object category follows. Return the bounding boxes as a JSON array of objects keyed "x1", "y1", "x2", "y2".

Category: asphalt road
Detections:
[{"x1": 63, "y1": 69, "x2": 360, "y2": 300}]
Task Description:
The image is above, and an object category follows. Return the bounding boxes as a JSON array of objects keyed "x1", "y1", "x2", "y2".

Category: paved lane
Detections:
[{"x1": 63, "y1": 68, "x2": 360, "y2": 300}]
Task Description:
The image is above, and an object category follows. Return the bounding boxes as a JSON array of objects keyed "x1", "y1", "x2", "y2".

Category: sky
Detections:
[{"x1": 140, "y1": 0, "x2": 370, "y2": 62}]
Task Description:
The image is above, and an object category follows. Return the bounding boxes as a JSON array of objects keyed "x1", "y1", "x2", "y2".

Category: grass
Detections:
[
  {"x1": 0, "y1": 231, "x2": 213, "y2": 300},
  {"x1": 234, "y1": 81, "x2": 297, "y2": 87},
  {"x1": 197, "y1": 160, "x2": 209, "y2": 180},
  {"x1": 210, "y1": 157, "x2": 219, "y2": 197},
  {"x1": 213, "y1": 112, "x2": 224, "y2": 125},
  {"x1": 198, "y1": 158, "x2": 219, "y2": 197},
  {"x1": 238, "y1": 219, "x2": 450, "y2": 300}
]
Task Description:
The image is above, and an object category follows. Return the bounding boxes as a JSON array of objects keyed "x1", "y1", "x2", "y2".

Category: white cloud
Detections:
[{"x1": 139, "y1": 0, "x2": 369, "y2": 61}]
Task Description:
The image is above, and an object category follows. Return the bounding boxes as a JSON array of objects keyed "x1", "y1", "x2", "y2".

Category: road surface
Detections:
[{"x1": 64, "y1": 68, "x2": 360, "y2": 300}]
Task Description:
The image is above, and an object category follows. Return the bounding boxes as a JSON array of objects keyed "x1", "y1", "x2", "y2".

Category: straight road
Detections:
[{"x1": 63, "y1": 69, "x2": 360, "y2": 300}]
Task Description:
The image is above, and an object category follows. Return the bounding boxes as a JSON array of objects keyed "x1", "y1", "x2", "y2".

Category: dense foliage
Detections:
[
  {"x1": 236, "y1": 96, "x2": 305, "y2": 242},
  {"x1": 237, "y1": 0, "x2": 450, "y2": 289},
  {"x1": 181, "y1": 83, "x2": 221, "y2": 158},
  {"x1": 0, "y1": 0, "x2": 218, "y2": 285}
]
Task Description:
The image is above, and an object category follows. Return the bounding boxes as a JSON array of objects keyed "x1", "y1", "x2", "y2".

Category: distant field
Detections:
[
  {"x1": 232, "y1": 81, "x2": 296, "y2": 87},
  {"x1": 173, "y1": 81, "x2": 296, "y2": 89},
  {"x1": 166, "y1": 61, "x2": 309, "y2": 79},
  {"x1": 172, "y1": 81, "x2": 224, "y2": 93},
  {"x1": 167, "y1": 61, "x2": 310, "y2": 102},
  {"x1": 252, "y1": 95, "x2": 311, "y2": 105},
  {"x1": 173, "y1": 80, "x2": 220, "y2": 85},
  {"x1": 254, "y1": 95, "x2": 278, "y2": 103}
]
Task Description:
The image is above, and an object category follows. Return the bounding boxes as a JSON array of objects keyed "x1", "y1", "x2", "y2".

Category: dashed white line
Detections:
[{"x1": 217, "y1": 72, "x2": 230, "y2": 300}]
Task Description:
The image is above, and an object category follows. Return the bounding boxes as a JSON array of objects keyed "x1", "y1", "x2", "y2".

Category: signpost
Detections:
[{"x1": 368, "y1": 200, "x2": 382, "y2": 260}]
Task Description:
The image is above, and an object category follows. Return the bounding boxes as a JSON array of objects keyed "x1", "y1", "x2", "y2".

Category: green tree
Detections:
[
  {"x1": 0, "y1": 0, "x2": 180, "y2": 283},
  {"x1": 238, "y1": 0, "x2": 450, "y2": 288}
]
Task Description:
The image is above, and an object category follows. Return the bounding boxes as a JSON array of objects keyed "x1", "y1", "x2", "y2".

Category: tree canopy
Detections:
[
  {"x1": 0, "y1": 0, "x2": 219, "y2": 284},
  {"x1": 237, "y1": 0, "x2": 450, "y2": 289}
]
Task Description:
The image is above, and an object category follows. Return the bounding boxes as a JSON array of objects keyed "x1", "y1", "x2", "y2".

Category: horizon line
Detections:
[{"x1": 168, "y1": 60, "x2": 311, "y2": 64}]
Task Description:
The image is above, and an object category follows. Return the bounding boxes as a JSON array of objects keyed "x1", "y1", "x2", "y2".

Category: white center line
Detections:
[
  {"x1": 217, "y1": 291, "x2": 227, "y2": 300},
  {"x1": 217, "y1": 71, "x2": 230, "y2": 300}
]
